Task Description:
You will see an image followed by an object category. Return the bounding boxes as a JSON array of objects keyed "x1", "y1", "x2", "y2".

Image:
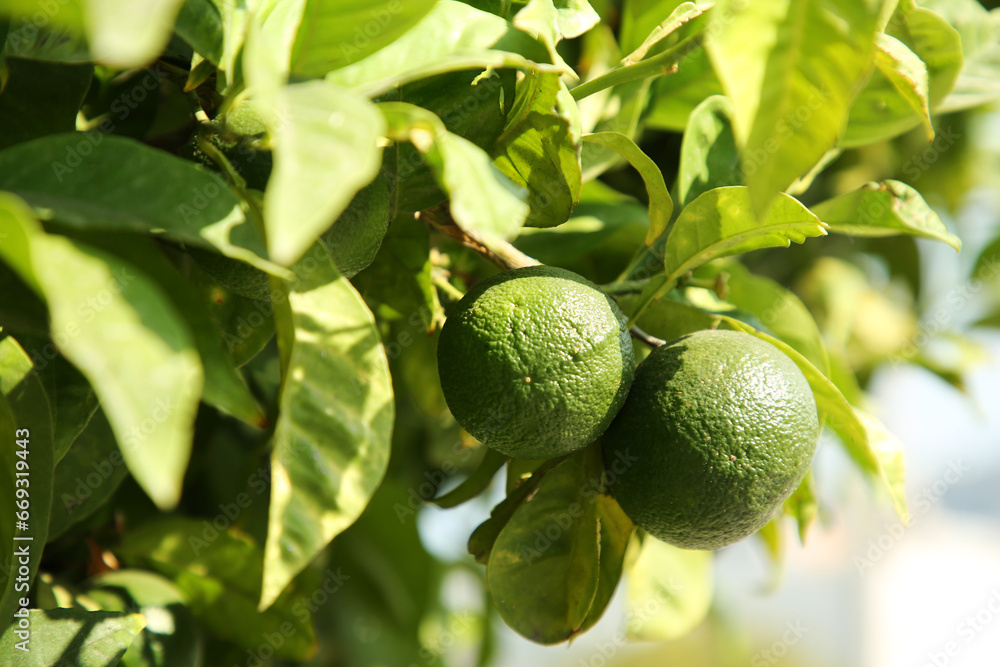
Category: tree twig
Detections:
[
  {"x1": 630, "y1": 326, "x2": 667, "y2": 348},
  {"x1": 419, "y1": 206, "x2": 540, "y2": 271}
]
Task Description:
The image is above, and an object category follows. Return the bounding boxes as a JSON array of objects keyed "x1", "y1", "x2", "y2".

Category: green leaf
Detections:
[
  {"x1": 625, "y1": 537, "x2": 713, "y2": 641},
  {"x1": 86, "y1": 0, "x2": 187, "y2": 67},
  {"x1": 352, "y1": 214, "x2": 443, "y2": 331},
  {"x1": 577, "y1": 494, "x2": 635, "y2": 634},
  {"x1": 432, "y1": 449, "x2": 506, "y2": 509},
  {"x1": 381, "y1": 102, "x2": 529, "y2": 243},
  {"x1": 266, "y1": 80, "x2": 384, "y2": 266},
  {"x1": 0, "y1": 197, "x2": 203, "y2": 510},
  {"x1": 921, "y1": 0, "x2": 1000, "y2": 113},
  {"x1": 3, "y1": 22, "x2": 91, "y2": 62},
  {"x1": 381, "y1": 68, "x2": 515, "y2": 213},
  {"x1": 811, "y1": 180, "x2": 961, "y2": 251},
  {"x1": 0, "y1": 134, "x2": 280, "y2": 276},
  {"x1": 886, "y1": 2, "x2": 963, "y2": 110},
  {"x1": 2, "y1": 0, "x2": 187, "y2": 68},
  {"x1": 468, "y1": 458, "x2": 565, "y2": 565},
  {"x1": 706, "y1": 0, "x2": 878, "y2": 214},
  {"x1": 0, "y1": 609, "x2": 146, "y2": 666},
  {"x1": 856, "y1": 410, "x2": 909, "y2": 523},
  {"x1": 34, "y1": 348, "x2": 100, "y2": 462},
  {"x1": 620, "y1": 1, "x2": 708, "y2": 64},
  {"x1": 48, "y1": 411, "x2": 127, "y2": 541},
  {"x1": 217, "y1": 0, "x2": 249, "y2": 86},
  {"x1": 262, "y1": 245, "x2": 394, "y2": 609},
  {"x1": 0, "y1": 59, "x2": 92, "y2": 151},
  {"x1": 0, "y1": 0, "x2": 185, "y2": 68},
  {"x1": 85, "y1": 569, "x2": 203, "y2": 667},
  {"x1": 676, "y1": 95, "x2": 741, "y2": 209},
  {"x1": 512, "y1": 0, "x2": 599, "y2": 65},
  {"x1": 714, "y1": 261, "x2": 830, "y2": 375},
  {"x1": 493, "y1": 71, "x2": 582, "y2": 229},
  {"x1": 486, "y1": 447, "x2": 603, "y2": 645},
  {"x1": 645, "y1": 47, "x2": 724, "y2": 132},
  {"x1": 662, "y1": 187, "x2": 827, "y2": 286},
  {"x1": 0, "y1": 335, "x2": 55, "y2": 634},
  {"x1": 326, "y1": 0, "x2": 564, "y2": 97},
  {"x1": 292, "y1": 0, "x2": 439, "y2": 78},
  {"x1": 720, "y1": 317, "x2": 907, "y2": 522},
  {"x1": 71, "y1": 233, "x2": 264, "y2": 425},
  {"x1": 118, "y1": 517, "x2": 318, "y2": 660},
  {"x1": 842, "y1": 33, "x2": 933, "y2": 147},
  {"x1": 174, "y1": 0, "x2": 224, "y2": 64},
  {"x1": 241, "y1": 0, "x2": 308, "y2": 108},
  {"x1": 582, "y1": 132, "x2": 671, "y2": 243},
  {"x1": 784, "y1": 470, "x2": 819, "y2": 543}
]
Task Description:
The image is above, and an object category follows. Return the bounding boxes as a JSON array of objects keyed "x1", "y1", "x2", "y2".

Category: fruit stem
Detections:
[
  {"x1": 629, "y1": 326, "x2": 667, "y2": 348},
  {"x1": 431, "y1": 272, "x2": 466, "y2": 301},
  {"x1": 419, "y1": 206, "x2": 541, "y2": 271}
]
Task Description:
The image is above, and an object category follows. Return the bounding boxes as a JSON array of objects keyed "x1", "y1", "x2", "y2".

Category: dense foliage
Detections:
[{"x1": 0, "y1": 0, "x2": 999, "y2": 664}]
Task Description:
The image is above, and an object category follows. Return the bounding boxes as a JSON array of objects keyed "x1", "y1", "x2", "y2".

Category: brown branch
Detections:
[{"x1": 419, "y1": 205, "x2": 540, "y2": 271}]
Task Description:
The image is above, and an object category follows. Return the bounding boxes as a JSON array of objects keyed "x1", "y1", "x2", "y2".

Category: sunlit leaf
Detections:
[
  {"x1": 675, "y1": 94, "x2": 740, "y2": 209},
  {"x1": 486, "y1": 447, "x2": 602, "y2": 645},
  {"x1": 0, "y1": 609, "x2": 145, "y2": 666},
  {"x1": 706, "y1": 0, "x2": 879, "y2": 214},
  {"x1": 326, "y1": 0, "x2": 564, "y2": 96},
  {"x1": 582, "y1": 132, "x2": 670, "y2": 244},
  {"x1": 843, "y1": 33, "x2": 933, "y2": 146},
  {"x1": 0, "y1": 196, "x2": 202, "y2": 510},
  {"x1": 811, "y1": 180, "x2": 961, "y2": 251},
  {"x1": 119, "y1": 517, "x2": 318, "y2": 659},
  {"x1": 513, "y1": 0, "x2": 599, "y2": 66},
  {"x1": 662, "y1": 187, "x2": 827, "y2": 285},
  {"x1": 261, "y1": 245, "x2": 393, "y2": 609},
  {"x1": 381, "y1": 102, "x2": 529, "y2": 242},
  {"x1": 292, "y1": 0, "x2": 439, "y2": 77},
  {"x1": 0, "y1": 335, "x2": 54, "y2": 633},
  {"x1": 492, "y1": 71, "x2": 582, "y2": 229},
  {"x1": 265, "y1": 80, "x2": 384, "y2": 266},
  {"x1": 0, "y1": 134, "x2": 280, "y2": 276}
]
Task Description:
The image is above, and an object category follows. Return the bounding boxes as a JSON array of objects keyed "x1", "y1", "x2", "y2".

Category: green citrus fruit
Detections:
[
  {"x1": 602, "y1": 329, "x2": 819, "y2": 550},
  {"x1": 320, "y1": 172, "x2": 391, "y2": 279},
  {"x1": 188, "y1": 247, "x2": 272, "y2": 302},
  {"x1": 437, "y1": 265, "x2": 635, "y2": 459}
]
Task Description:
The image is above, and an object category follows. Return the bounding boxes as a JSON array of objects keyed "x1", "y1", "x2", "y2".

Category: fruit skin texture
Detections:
[
  {"x1": 602, "y1": 329, "x2": 819, "y2": 550},
  {"x1": 437, "y1": 265, "x2": 635, "y2": 459},
  {"x1": 320, "y1": 172, "x2": 391, "y2": 279}
]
